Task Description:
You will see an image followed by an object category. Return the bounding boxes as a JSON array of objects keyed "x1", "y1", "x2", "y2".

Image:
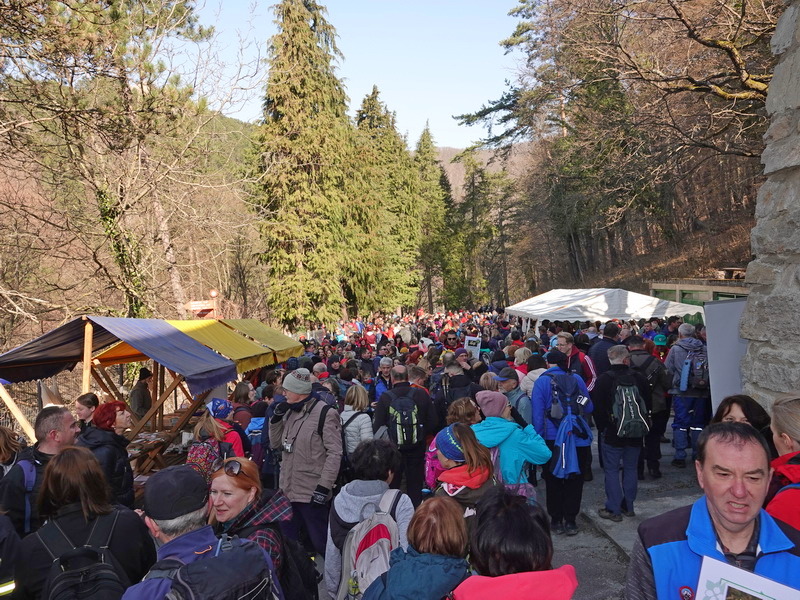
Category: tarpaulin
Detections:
[
  {"x1": 220, "y1": 319, "x2": 303, "y2": 363},
  {"x1": 505, "y1": 288, "x2": 704, "y2": 322}
]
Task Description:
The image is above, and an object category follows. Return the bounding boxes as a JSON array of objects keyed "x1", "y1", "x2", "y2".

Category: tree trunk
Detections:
[{"x1": 152, "y1": 197, "x2": 186, "y2": 318}]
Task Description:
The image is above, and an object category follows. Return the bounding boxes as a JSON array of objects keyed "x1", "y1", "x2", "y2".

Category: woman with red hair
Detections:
[{"x1": 76, "y1": 400, "x2": 135, "y2": 507}]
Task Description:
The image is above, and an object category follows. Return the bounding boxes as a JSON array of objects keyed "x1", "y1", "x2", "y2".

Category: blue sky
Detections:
[{"x1": 194, "y1": 0, "x2": 521, "y2": 148}]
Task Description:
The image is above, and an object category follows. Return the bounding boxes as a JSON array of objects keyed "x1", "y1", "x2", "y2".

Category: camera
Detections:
[{"x1": 282, "y1": 441, "x2": 293, "y2": 453}]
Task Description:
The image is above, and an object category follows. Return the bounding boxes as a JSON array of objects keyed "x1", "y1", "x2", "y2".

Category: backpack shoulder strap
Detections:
[
  {"x1": 87, "y1": 510, "x2": 121, "y2": 549},
  {"x1": 143, "y1": 558, "x2": 184, "y2": 581},
  {"x1": 18, "y1": 459, "x2": 36, "y2": 535},
  {"x1": 378, "y1": 489, "x2": 402, "y2": 519},
  {"x1": 343, "y1": 412, "x2": 363, "y2": 430},
  {"x1": 35, "y1": 519, "x2": 77, "y2": 561},
  {"x1": 776, "y1": 482, "x2": 800, "y2": 497},
  {"x1": 314, "y1": 400, "x2": 334, "y2": 437}
]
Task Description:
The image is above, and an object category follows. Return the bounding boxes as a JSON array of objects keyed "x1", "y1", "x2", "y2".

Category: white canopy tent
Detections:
[{"x1": 505, "y1": 288, "x2": 704, "y2": 322}]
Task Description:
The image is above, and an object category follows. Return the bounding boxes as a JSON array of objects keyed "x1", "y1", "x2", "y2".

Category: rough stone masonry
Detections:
[{"x1": 742, "y1": 1, "x2": 800, "y2": 405}]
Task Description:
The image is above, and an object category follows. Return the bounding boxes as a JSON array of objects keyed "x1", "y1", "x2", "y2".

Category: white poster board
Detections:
[
  {"x1": 704, "y1": 298, "x2": 748, "y2": 414},
  {"x1": 464, "y1": 336, "x2": 481, "y2": 361},
  {"x1": 697, "y1": 556, "x2": 797, "y2": 599}
]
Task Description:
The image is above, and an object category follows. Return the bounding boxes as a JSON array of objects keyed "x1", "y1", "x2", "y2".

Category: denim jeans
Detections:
[
  {"x1": 602, "y1": 443, "x2": 641, "y2": 515},
  {"x1": 672, "y1": 396, "x2": 708, "y2": 461}
]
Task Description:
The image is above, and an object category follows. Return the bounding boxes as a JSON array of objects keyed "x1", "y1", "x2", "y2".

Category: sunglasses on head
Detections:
[{"x1": 212, "y1": 458, "x2": 243, "y2": 477}]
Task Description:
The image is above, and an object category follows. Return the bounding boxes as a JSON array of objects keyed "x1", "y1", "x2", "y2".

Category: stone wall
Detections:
[{"x1": 741, "y1": 1, "x2": 800, "y2": 404}]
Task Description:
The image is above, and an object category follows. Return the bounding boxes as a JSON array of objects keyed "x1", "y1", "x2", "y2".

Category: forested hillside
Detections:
[{"x1": 0, "y1": 0, "x2": 773, "y2": 346}]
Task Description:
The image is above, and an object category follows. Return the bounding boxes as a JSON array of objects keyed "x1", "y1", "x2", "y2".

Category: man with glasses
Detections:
[
  {"x1": 442, "y1": 330, "x2": 461, "y2": 351},
  {"x1": 556, "y1": 332, "x2": 597, "y2": 392}
]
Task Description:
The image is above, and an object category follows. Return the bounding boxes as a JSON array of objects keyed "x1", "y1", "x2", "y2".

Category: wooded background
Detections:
[{"x1": 0, "y1": 0, "x2": 774, "y2": 346}]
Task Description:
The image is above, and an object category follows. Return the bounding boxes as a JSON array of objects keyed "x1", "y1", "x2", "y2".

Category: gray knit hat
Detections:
[{"x1": 282, "y1": 368, "x2": 312, "y2": 395}]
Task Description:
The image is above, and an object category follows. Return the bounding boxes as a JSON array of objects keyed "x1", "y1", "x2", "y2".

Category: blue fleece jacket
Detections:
[
  {"x1": 471, "y1": 418, "x2": 551, "y2": 483},
  {"x1": 362, "y1": 545, "x2": 469, "y2": 600},
  {"x1": 531, "y1": 367, "x2": 593, "y2": 444}
]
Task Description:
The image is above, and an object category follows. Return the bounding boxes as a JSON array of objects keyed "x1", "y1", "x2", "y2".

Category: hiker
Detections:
[
  {"x1": 710, "y1": 394, "x2": 777, "y2": 459},
  {"x1": 530, "y1": 349, "x2": 593, "y2": 536},
  {"x1": 269, "y1": 368, "x2": 342, "y2": 557},
  {"x1": 372, "y1": 366, "x2": 437, "y2": 507},
  {"x1": 128, "y1": 367, "x2": 153, "y2": 422},
  {"x1": 0, "y1": 406, "x2": 80, "y2": 537},
  {"x1": 433, "y1": 423, "x2": 497, "y2": 522},
  {"x1": 765, "y1": 395, "x2": 800, "y2": 530},
  {"x1": 210, "y1": 457, "x2": 293, "y2": 572},
  {"x1": 425, "y1": 398, "x2": 484, "y2": 491},
  {"x1": 341, "y1": 385, "x2": 373, "y2": 455},
  {"x1": 74, "y1": 392, "x2": 99, "y2": 432},
  {"x1": 591, "y1": 345, "x2": 651, "y2": 522},
  {"x1": 450, "y1": 488, "x2": 578, "y2": 600},
  {"x1": 324, "y1": 439, "x2": 414, "y2": 599},
  {"x1": 194, "y1": 398, "x2": 245, "y2": 458},
  {"x1": 626, "y1": 423, "x2": 800, "y2": 600},
  {"x1": 76, "y1": 400, "x2": 135, "y2": 507},
  {"x1": 14, "y1": 447, "x2": 155, "y2": 599},
  {"x1": 362, "y1": 496, "x2": 470, "y2": 600},
  {"x1": 664, "y1": 323, "x2": 710, "y2": 467}
]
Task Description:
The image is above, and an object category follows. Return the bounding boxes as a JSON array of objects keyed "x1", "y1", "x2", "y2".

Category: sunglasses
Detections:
[{"x1": 212, "y1": 458, "x2": 242, "y2": 476}]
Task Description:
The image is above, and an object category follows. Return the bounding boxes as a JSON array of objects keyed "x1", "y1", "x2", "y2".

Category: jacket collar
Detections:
[{"x1": 687, "y1": 497, "x2": 795, "y2": 559}]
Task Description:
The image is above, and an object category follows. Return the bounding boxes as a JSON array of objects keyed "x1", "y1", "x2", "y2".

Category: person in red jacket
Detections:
[
  {"x1": 451, "y1": 487, "x2": 578, "y2": 600},
  {"x1": 555, "y1": 332, "x2": 596, "y2": 392},
  {"x1": 766, "y1": 395, "x2": 800, "y2": 530}
]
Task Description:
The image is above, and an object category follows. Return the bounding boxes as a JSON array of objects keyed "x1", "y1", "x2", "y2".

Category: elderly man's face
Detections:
[
  {"x1": 555, "y1": 338, "x2": 572, "y2": 355},
  {"x1": 498, "y1": 378, "x2": 517, "y2": 393},
  {"x1": 379, "y1": 364, "x2": 391, "y2": 377},
  {"x1": 696, "y1": 437, "x2": 771, "y2": 538}
]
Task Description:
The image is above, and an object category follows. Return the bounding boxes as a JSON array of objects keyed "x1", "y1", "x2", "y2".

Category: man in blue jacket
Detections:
[
  {"x1": 530, "y1": 349, "x2": 593, "y2": 536},
  {"x1": 626, "y1": 423, "x2": 800, "y2": 600}
]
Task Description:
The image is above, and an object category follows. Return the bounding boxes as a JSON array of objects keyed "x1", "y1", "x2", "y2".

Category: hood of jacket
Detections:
[
  {"x1": 453, "y1": 565, "x2": 578, "y2": 600},
  {"x1": 381, "y1": 546, "x2": 469, "y2": 599},
  {"x1": 157, "y1": 525, "x2": 218, "y2": 562},
  {"x1": 675, "y1": 337, "x2": 705, "y2": 353},
  {"x1": 77, "y1": 425, "x2": 129, "y2": 450},
  {"x1": 224, "y1": 487, "x2": 293, "y2": 535},
  {"x1": 439, "y1": 465, "x2": 490, "y2": 489},
  {"x1": 471, "y1": 417, "x2": 518, "y2": 449},
  {"x1": 772, "y1": 450, "x2": 800, "y2": 485}
]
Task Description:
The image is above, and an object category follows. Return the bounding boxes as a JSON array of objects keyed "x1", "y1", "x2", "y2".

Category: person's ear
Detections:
[
  {"x1": 144, "y1": 516, "x2": 161, "y2": 538},
  {"x1": 248, "y1": 487, "x2": 258, "y2": 504}
]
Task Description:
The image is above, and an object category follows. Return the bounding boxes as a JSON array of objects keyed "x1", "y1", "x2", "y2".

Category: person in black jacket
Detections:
[
  {"x1": 76, "y1": 401, "x2": 135, "y2": 507},
  {"x1": 13, "y1": 447, "x2": 155, "y2": 600},
  {"x1": 0, "y1": 406, "x2": 80, "y2": 537},
  {"x1": 592, "y1": 345, "x2": 651, "y2": 521},
  {"x1": 373, "y1": 366, "x2": 438, "y2": 507}
]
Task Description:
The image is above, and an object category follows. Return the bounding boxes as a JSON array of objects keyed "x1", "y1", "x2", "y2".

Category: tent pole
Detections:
[
  {"x1": 0, "y1": 383, "x2": 36, "y2": 441},
  {"x1": 81, "y1": 319, "x2": 93, "y2": 393},
  {"x1": 95, "y1": 364, "x2": 124, "y2": 403},
  {"x1": 90, "y1": 368, "x2": 121, "y2": 403}
]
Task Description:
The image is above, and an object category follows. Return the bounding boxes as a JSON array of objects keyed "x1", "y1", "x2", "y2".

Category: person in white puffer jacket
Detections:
[
  {"x1": 520, "y1": 355, "x2": 548, "y2": 400},
  {"x1": 341, "y1": 385, "x2": 373, "y2": 455}
]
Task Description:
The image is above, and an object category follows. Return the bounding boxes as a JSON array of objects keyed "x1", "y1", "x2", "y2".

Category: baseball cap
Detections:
[
  {"x1": 493, "y1": 367, "x2": 518, "y2": 381},
  {"x1": 144, "y1": 465, "x2": 208, "y2": 520}
]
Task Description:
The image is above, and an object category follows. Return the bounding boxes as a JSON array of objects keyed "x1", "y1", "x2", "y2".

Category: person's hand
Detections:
[
  {"x1": 273, "y1": 401, "x2": 289, "y2": 417},
  {"x1": 311, "y1": 485, "x2": 330, "y2": 505}
]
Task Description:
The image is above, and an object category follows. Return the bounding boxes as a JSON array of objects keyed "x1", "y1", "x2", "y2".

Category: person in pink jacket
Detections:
[{"x1": 451, "y1": 488, "x2": 578, "y2": 600}]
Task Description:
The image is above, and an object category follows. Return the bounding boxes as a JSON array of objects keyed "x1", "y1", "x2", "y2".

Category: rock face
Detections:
[{"x1": 742, "y1": 1, "x2": 800, "y2": 404}]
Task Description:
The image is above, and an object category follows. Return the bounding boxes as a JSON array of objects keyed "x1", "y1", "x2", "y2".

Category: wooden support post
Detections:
[
  {"x1": 0, "y1": 383, "x2": 36, "y2": 441},
  {"x1": 157, "y1": 364, "x2": 165, "y2": 431},
  {"x1": 127, "y1": 374, "x2": 184, "y2": 439},
  {"x1": 90, "y1": 369, "x2": 116, "y2": 402},
  {"x1": 138, "y1": 389, "x2": 210, "y2": 473},
  {"x1": 82, "y1": 319, "x2": 93, "y2": 393},
  {"x1": 95, "y1": 364, "x2": 125, "y2": 403}
]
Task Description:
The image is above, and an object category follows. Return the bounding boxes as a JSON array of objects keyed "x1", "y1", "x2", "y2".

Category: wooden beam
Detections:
[
  {"x1": 138, "y1": 389, "x2": 210, "y2": 473},
  {"x1": 127, "y1": 374, "x2": 184, "y2": 439},
  {"x1": 82, "y1": 319, "x2": 93, "y2": 393},
  {"x1": 90, "y1": 368, "x2": 116, "y2": 402},
  {"x1": 94, "y1": 364, "x2": 125, "y2": 403},
  {"x1": 0, "y1": 383, "x2": 36, "y2": 441}
]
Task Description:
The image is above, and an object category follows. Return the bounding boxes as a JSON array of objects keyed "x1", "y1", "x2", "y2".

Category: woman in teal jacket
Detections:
[{"x1": 471, "y1": 390, "x2": 551, "y2": 484}]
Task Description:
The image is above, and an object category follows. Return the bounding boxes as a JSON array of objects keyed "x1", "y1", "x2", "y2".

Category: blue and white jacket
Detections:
[
  {"x1": 627, "y1": 497, "x2": 800, "y2": 600},
  {"x1": 530, "y1": 367, "x2": 593, "y2": 445}
]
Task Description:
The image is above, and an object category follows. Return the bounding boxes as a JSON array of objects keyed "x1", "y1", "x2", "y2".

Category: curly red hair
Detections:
[{"x1": 93, "y1": 401, "x2": 129, "y2": 431}]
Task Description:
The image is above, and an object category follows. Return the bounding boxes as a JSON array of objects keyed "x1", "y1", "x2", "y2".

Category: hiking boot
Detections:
[
  {"x1": 598, "y1": 508, "x2": 623, "y2": 522},
  {"x1": 648, "y1": 466, "x2": 662, "y2": 479},
  {"x1": 552, "y1": 522, "x2": 566, "y2": 535},
  {"x1": 671, "y1": 458, "x2": 686, "y2": 468},
  {"x1": 623, "y1": 510, "x2": 636, "y2": 517},
  {"x1": 565, "y1": 522, "x2": 579, "y2": 536}
]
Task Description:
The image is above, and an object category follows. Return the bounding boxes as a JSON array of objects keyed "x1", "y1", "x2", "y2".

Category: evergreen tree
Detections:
[{"x1": 252, "y1": 0, "x2": 353, "y2": 329}]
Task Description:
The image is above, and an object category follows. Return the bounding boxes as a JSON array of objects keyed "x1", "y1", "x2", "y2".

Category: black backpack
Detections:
[
  {"x1": 37, "y1": 510, "x2": 129, "y2": 600},
  {"x1": 385, "y1": 388, "x2": 424, "y2": 450},
  {"x1": 143, "y1": 534, "x2": 280, "y2": 600},
  {"x1": 262, "y1": 523, "x2": 321, "y2": 600}
]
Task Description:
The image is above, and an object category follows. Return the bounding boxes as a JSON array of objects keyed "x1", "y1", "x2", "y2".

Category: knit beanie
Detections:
[
  {"x1": 475, "y1": 390, "x2": 508, "y2": 418},
  {"x1": 435, "y1": 424, "x2": 465, "y2": 463},
  {"x1": 282, "y1": 368, "x2": 313, "y2": 395}
]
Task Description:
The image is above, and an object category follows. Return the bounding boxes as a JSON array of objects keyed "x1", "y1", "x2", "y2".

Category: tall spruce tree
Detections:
[
  {"x1": 252, "y1": 0, "x2": 352, "y2": 329},
  {"x1": 354, "y1": 86, "x2": 421, "y2": 310}
]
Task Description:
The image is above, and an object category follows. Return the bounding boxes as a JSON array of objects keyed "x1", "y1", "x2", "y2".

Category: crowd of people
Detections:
[{"x1": 0, "y1": 311, "x2": 798, "y2": 599}]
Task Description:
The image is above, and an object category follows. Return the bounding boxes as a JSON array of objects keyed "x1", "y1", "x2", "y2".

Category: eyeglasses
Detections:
[{"x1": 212, "y1": 458, "x2": 243, "y2": 476}]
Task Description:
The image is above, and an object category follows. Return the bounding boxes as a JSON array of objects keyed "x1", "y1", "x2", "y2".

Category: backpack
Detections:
[
  {"x1": 611, "y1": 373, "x2": 650, "y2": 439},
  {"x1": 239, "y1": 523, "x2": 321, "y2": 600},
  {"x1": 385, "y1": 388, "x2": 424, "y2": 450},
  {"x1": 334, "y1": 489, "x2": 402, "y2": 600},
  {"x1": 37, "y1": 510, "x2": 129, "y2": 600},
  {"x1": 246, "y1": 417, "x2": 267, "y2": 468},
  {"x1": 186, "y1": 438, "x2": 233, "y2": 483},
  {"x1": 634, "y1": 355, "x2": 660, "y2": 390},
  {"x1": 18, "y1": 458, "x2": 36, "y2": 535},
  {"x1": 143, "y1": 534, "x2": 280, "y2": 600},
  {"x1": 679, "y1": 347, "x2": 710, "y2": 392},
  {"x1": 543, "y1": 372, "x2": 591, "y2": 441}
]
